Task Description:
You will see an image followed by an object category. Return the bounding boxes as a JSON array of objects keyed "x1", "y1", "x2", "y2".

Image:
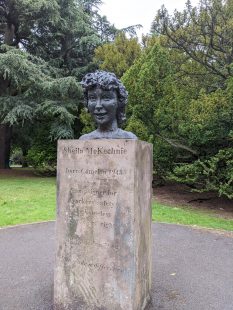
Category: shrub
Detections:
[{"x1": 170, "y1": 148, "x2": 233, "y2": 199}]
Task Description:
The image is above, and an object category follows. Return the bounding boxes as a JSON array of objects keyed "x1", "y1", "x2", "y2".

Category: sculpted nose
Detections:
[{"x1": 95, "y1": 98, "x2": 102, "y2": 110}]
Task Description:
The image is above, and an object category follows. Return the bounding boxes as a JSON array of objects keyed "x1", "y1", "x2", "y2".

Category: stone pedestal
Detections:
[{"x1": 54, "y1": 139, "x2": 152, "y2": 310}]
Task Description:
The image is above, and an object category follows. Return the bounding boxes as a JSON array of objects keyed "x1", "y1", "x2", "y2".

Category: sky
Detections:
[{"x1": 99, "y1": 0, "x2": 199, "y2": 36}]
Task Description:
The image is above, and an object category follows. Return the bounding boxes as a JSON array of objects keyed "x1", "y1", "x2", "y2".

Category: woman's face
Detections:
[{"x1": 87, "y1": 87, "x2": 118, "y2": 127}]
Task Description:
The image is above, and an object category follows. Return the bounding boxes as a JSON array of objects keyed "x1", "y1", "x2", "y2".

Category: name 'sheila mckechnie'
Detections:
[{"x1": 63, "y1": 146, "x2": 127, "y2": 156}]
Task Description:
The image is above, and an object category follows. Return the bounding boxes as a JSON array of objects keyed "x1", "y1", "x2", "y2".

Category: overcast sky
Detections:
[{"x1": 99, "y1": 0, "x2": 199, "y2": 36}]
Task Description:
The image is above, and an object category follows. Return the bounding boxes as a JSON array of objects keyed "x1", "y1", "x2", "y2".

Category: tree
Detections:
[
  {"x1": 94, "y1": 32, "x2": 141, "y2": 78},
  {"x1": 0, "y1": 46, "x2": 82, "y2": 128},
  {"x1": 22, "y1": 0, "x2": 101, "y2": 79},
  {"x1": 148, "y1": 0, "x2": 233, "y2": 197},
  {"x1": 0, "y1": 0, "x2": 59, "y2": 46},
  {"x1": 0, "y1": 0, "x2": 60, "y2": 168},
  {"x1": 0, "y1": 0, "x2": 102, "y2": 168},
  {"x1": 122, "y1": 37, "x2": 233, "y2": 197},
  {"x1": 152, "y1": 0, "x2": 233, "y2": 85},
  {"x1": 122, "y1": 43, "x2": 181, "y2": 177},
  {"x1": 169, "y1": 76, "x2": 233, "y2": 197},
  {"x1": 0, "y1": 45, "x2": 82, "y2": 168}
]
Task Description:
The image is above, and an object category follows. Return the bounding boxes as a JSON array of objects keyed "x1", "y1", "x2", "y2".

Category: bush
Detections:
[
  {"x1": 33, "y1": 165, "x2": 56, "y2": 177},
  {"x1": 10, "y1": 148, "x2": 24, "y2": 166},
  {"x1": 27, "y1": 142, "x2": 57, "y2": 176},
  {"x1": 170, "y1": 148, "x2": 233, "y2": 199}
]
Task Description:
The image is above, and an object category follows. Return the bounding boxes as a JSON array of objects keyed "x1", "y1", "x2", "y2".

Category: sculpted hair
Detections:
[{"x1": 80, "y1": 70, "x2": 128, "y2": 125}]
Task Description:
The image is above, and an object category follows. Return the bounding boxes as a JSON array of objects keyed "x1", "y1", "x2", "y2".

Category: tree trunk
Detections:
[
  {"x1": 0, "y1": 10, "x2": 16, "y2": 169},
  {"x1": 0, "y1": 77, "x2": 12, "y2": 170},
  {"x1": 22, "y1": 148, "x2": 28, "y2": 168},
  {"x1": 5, "y1": 23, "x2": 15, "y2": 45},
  {"x1": 0, "y1": 124, "x2": 12, "y2": 169}
]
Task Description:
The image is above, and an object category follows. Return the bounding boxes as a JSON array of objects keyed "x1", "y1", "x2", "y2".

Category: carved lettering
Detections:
[
  {"x1": 63, "y1": 146, "x2": 127, "y2": 156},
  {"x1": 71, "y1": 188, "x2": 117, "y2": 197},
  {"x1": 70, "y1": 198, "x2": 114, "y2": 208},
  {"x1": 63, "y1": 147, "x2": 84, "y2": 154},
  {"x1": 65, "y1": 167, "x2": 127, "y2": 176},
  {"x1": 76, "y1": 239, "x2": 120, "y2": 250},
  {"x1": 101, "y1": 222, "x2": 114, "y2": 229},
  {"x1": 66, "y1": 168, "x2": 83, "y2": 174},
  {"x1": 75, "y1": 209, "x2": 112, "y2": 218},
  {"x1": 79, "y1": 260, "x2": 124, "y2": 273},
  {"x1": 85, "y1": 147, "x2": 127, "y2": 156}
]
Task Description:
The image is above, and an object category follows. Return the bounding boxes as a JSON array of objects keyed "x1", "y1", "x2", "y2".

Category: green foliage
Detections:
[
  {"x1": 0, "y1": 0, "x2": 59, "y2": 46},
  {"x1": 178, "y1": 89, "x2": 233, "y2": 152},
  {"x1": 26, "y1": 0, "x2": 101, "y2": 78},
  {"x1": 26, "y1": 124, "x2": 57, "y2": 170},
  {"x1": 119, "y1": 0, "x2": 233, "y2": 198},
  {"x1": 0, "y1": 46, "x2": 82, "y2": 139},
  {"x1": 123, "y1": 43, "x2": 173, "y2": 127},
  {"x1": 152, "y1": 139, "x2": 178, "y2": 179},
  {"x1": 79, "y1": 108, "x2": 95, "y2": 134},
  {"x1": 0, "y1": 0, "x2": 102, "y2": 76},
  {"x1": 170, "y1": 149, "x2": 233, "y2": 199},
  {"x1": 10, "y1": 148, "x2": 24, "y2": 165},
  {"x1": 152, "y1": 0, "x2": 233, "y2": 82},
  {"x1": 27, "y1": 145, "x2": 56, "y2": 169},
  {"x1": 125, "y1": 117, "x2": 151, "y2": 142},
  {"x1": 94, "y1": 32, "x2": 141, "y2": 78},
  {"x1": 122, "y1": 36, "x2": 233, "y2": 198},
  {"x1": 92, "y1": 13, "x2": 118, "y2": 42},
  {"x1": 122, "y1": 43, "x2": 179, "y2": 177}
]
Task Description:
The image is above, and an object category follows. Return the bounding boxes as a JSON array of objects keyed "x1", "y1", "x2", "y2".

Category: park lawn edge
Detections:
[
  {"x1": 152, "y1": 201, "x2": 233, "y2": 232},
  {"x1": 0, "y1": 220, "x2": 55, "y2": 230}
]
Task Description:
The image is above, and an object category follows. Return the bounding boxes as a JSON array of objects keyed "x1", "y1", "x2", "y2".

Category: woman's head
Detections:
[{"x1": 81, "y1": 71, "x2": 128, "y2": 125}]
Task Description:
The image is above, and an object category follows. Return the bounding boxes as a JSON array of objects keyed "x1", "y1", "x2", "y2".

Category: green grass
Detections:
[
  {"x1": 0, "y1": 176, "x2": 56, "y2": 227},
  {"x1": 152, "y1": 202, "x2": 233, "y2": 231},
  {"x1": 0, "y1": 174, "x2": 233, "y2": 231}
]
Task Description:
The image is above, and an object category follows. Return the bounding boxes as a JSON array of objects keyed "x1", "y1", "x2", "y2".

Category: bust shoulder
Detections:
[
  {"x1": 79, "y1": 131, "x2": 98, "y2": 140},
  {"x1": 117, "y1": 129, "x2": 138, "y2": 140},
  {"x1": 79, "y1": 129, "x2": 137, "y2": 140}
]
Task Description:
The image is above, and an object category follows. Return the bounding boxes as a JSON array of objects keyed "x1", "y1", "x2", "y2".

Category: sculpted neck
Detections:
[{"x1": 97, "y1": 119, "x2": 118, "y2": 132}]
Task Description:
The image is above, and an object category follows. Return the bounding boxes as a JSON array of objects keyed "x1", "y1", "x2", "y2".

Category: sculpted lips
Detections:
[{"x1": 94, "y1": 112, "x2": 107, "y2": 117}]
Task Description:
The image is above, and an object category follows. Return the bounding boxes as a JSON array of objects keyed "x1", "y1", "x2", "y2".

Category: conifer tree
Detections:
[{"x1": 0, "y1": 0, "x2": 95, "y2": 168}]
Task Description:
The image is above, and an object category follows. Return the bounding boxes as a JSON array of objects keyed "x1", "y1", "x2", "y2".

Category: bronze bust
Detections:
[{"x1": 79, "y1": 71, "x2": 137, "y2": 140}]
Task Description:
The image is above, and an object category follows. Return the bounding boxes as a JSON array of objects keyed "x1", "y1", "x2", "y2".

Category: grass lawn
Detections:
[
  {"x1": 0, "y1": 176, "x2": 56, "y2": 227},
  {"x1": 152, "y1": 202, "x2": 233, "y2": 231},
  {"x1": 0, "y1": 174, "x2": 233, "y2": 231}
]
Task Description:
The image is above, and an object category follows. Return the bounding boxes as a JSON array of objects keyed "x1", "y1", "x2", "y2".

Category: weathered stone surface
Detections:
[{"x1": 54, "y1": 139, "x2": 152, "y2": 310}]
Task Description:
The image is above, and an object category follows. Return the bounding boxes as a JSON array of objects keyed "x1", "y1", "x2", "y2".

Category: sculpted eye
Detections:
[
  {"x1": 102, "y1": 96, "x2": 111, "y2": 100},
  {"x1": 88, "y1": 96, "x2": 96, "y2": 101}
]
